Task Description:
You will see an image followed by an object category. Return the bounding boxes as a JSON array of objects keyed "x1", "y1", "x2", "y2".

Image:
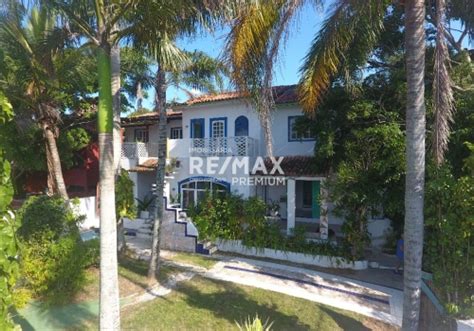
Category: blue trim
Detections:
[
  {"x1": 288, "y1": 116, "x2": 316, "y2": 142},
  {"x1": 235, "y1": 115, "x2": 249, "y2": 136},
  {"x1": 190, "y1": 118, "x2": 205, "y2": 138},
  {"x1": 209, "y1": 117, "x2": 227, "y2": 137}
]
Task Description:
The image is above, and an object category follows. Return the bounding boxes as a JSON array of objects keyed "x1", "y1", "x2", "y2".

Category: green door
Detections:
[{"x1": 311, "y1": 181, "x2": 320, "y2": 218}]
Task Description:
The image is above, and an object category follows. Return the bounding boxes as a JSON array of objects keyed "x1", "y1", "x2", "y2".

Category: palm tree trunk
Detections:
[
  {"x1": 259, "y1": 102, "x2": 274, "y2": 157},
  {"x1": 97, "y1": 46, "x2": 120, "y2": 331},
  {"x1": 148, "y1": 68, "x2": 167, "y2": 282},
  {"x1": 402, "y1": 0, "x2": 426, "y2": 329},
  {"x1": 111, "y1": 38, "x2": 122, "y2": 175},
  {"x1": 136, "y1": 81, "x2": 143, "y2": 110},
  {"x1": 43, "y1": 123, "x2": 68, "y2": 200}
]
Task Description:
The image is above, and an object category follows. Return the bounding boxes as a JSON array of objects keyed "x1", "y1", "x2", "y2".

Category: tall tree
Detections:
[
  {"x1": 121, "y1": 0, "x2": 231, "y2": 282},
  {"x1": 48, "y1": 0, "x2": 139, "y2": 328},
  {"x1": 0, "y1": 4, "x2": 72, "y2": 199},
  {"x1": 225, "y1": 1, "x2": 471, "y2": 327},
  {"x1": 402, "y1": 1, "x2": 426, "y2": 328}
]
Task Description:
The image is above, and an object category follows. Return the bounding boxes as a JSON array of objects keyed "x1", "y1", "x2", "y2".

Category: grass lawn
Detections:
[
  {"x1": 74, "y1": 257, "x2": 178, "y2": 303},
  {"x1": 167, "y1": 251, "x2": 219, "y2": 269},
  {"x1": 122, "y1": 275, "x2": 396, "y2": 331}
]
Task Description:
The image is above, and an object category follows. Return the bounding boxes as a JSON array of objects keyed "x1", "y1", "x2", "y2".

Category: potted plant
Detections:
[{"x1": 135, "y1": 194, "x2": 155, "y2": 219}]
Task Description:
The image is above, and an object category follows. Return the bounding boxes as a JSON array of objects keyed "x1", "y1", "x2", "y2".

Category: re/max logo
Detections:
[{"x1": 189, "y1": 157, "x2": 284, "y2": 176}]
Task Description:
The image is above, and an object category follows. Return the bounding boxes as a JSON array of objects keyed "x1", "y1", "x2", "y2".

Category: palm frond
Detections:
[
  {"x1": 298, "y1": 0, "x2": 388, "y2": 113},
  {"x1": 432, "y1": 0, "x2": 455, "y2": 165}
]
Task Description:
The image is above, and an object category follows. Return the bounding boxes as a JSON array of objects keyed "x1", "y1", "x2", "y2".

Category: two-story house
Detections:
[{"x1": 121, "y1": 85, "x2": 390, "y2": 248}]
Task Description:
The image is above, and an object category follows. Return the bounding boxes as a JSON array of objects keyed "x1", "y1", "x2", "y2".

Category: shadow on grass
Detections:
[
  {"x1": 319, "y1": 306, "x2": 370, "y2": 331},
  {"x1": 118, "y1": 257, "x2": 178, "y2": 291},
  {"x1": 172, "y1": 276, "x2": 313, "y2": 330},
  {"x1": 13, "y1": 300, "x2": 98, "y2": 331}
]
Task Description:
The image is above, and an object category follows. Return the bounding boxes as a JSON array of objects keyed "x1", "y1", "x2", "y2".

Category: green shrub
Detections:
[
  {"x1": 188, "y1": 192, "x2": 244, "y2": 240},
  {"x1": 17, "y1": 195, "x2": 80, "y2": 240},
  {"x1": 425, "y1": 165, "x2": 474, "y2": 318},
  {"x1": 190, "y1": 194, "x2": 349, "y2": 259},
  {"x1": 17, "y1": 195, "x2": 95, "y2": 304}
]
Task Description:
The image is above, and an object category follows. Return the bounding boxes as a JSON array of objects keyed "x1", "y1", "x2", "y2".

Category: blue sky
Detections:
[
  {"x1": 141, "y1": 3, "x2": 473, "y2": 109},
  {"x1": 142, "y1": 3, "x2": 322, "y2": 108}
]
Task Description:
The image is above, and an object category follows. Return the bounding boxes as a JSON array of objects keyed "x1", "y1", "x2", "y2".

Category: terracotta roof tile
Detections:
[
  {"x1": 185, "y1": 85, "x2": 298, "y2": 106},
  {"x1": 254, "y1": 156, "x2": 323, "y2": 177},
  {"x1": 121, "y1": 110, "x2": 182, "y2": 126},
  {"x1": 129, "y1": 159, "x2": 158, "y2": 172}
]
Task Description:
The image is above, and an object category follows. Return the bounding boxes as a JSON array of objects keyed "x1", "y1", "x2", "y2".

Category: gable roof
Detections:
[
  {"x1": 184, "y1": 85, "x2": 299, "y2": 106},
  {"x1": 121, "y1": 109, "x2": 182, "y2": 127}
]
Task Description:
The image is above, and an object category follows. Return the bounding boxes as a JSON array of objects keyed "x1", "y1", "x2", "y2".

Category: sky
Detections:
[
  {"x1": 142, "y1": 3, "x2": 322, "y2": 108},
  {"x1": 141, "y1": 2, "x2": 473, "y2": 109}
]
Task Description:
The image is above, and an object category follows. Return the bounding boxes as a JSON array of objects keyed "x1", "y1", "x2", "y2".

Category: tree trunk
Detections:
[
  {"x1": 43, "y1": 123, "x2": 68, "y2": 200},
  {"x1": 148, "y1": 68, "x2": 167, "y2": 283},
  {"x1": 259, "y1": 102, "x2": 274, "y2": 157},
  {"x1": 117, "y1": 218, "x2": 126, "y2": 254},
  {"x1": 45, "y1": 142, "x2": 56, "y2": 195},
  {"x1": 136, "y1": 81, "x2": 143, "y2": 110},
  {"x1": 97, "y1": 46, "x2": 120, "y2": 331},
  {"x1": 111, "y1": 38, "x2": 122, "y2": 175},
  {"x1": 402, "y1": 1, "x2": 426, "y2": 330}
]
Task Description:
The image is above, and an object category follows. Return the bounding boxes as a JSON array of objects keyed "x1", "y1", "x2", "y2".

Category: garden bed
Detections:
[{"x1": 216, "y1": 239, "x2": 368, "y2": 270}]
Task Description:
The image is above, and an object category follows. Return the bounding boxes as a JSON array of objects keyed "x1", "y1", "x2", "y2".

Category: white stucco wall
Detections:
[{"x1": 179, "y1": 100, "x2": 315, "y2": 157}]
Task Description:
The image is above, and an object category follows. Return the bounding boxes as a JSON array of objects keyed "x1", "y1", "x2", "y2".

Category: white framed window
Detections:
[
  {"x1": 170, "y1": 127, "x2": 183, "y2": 139},
  {"x1": 134, "y1": 128, "x2": 149, "y2": 142},
  {"x1": 181, "y1": 179, "x2": 228, "y2": 209},
  {"x1": 211, "y1": 120, "x2": 225, "y2": 137},
  {"x1": 288, "y1": 116, "x2": 313, "y2": 141}
]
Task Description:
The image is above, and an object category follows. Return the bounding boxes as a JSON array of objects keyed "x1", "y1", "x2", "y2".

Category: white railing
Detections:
[
  {"x1": 122, "y1": 137, "x2": 258, "y2": 159},
  {"x1": 121, "y1": 142, "x2": 159, "y2": 159},
  {"x1": 188, "y1": 136, "x2": 257, "y2": 157}
]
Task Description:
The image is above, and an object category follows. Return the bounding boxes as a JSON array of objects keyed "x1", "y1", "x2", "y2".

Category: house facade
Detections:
[{"x1": 120, "y1": 85, "x2": 390, "y2": 247}]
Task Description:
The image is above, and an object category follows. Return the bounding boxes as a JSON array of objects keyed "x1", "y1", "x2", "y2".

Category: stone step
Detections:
[
  {"x1": 196, "y1": 241, "x2": 218, "y2": 255},
  {"x1": 207, "y1": 244, "x2": 218, "y2": 255},
  {"x1": 202, "y1": 241, "x2": 213, "y2": 249}
]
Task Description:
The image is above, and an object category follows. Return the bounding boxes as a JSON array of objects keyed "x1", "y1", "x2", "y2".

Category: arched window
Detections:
[
  {"x1": 179, "y1": 177, "x2": 230, "y2": 208},
  {"x1": 234, "y1": 116, "x2": 249, "y2": 136}
]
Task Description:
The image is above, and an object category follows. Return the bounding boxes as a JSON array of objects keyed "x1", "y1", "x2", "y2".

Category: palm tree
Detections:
[
  {"x1": 121, "y1": 47, "x2": 154, "y2": 111},
  {"x1": 224, "y1": 0, "x2": 443, "y2": 329},
  {"x1": 0, "y1": 5, "x2": 71, "y2": 199},
  {"x1": 120, "y1": 0, "x2": 231, "y2": 283},
  {"x1": 403, "y1": 1, "x2": 426, "y2": 329},
  {"x1": 48, "y1": 0, "x2": 139, "y2": 328}
]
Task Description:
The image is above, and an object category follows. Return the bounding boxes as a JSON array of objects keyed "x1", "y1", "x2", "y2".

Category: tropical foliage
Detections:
[
  {"x1": 16, "y1": 196, "x2": 98, "y2": 304},
  {"x1": 0, "y1": 92, "x2": 19, "y2": 330},
  {"x1": 189, "y1": 193, "x2": 348, "y2": 259},
  {"x1": 424, "y1": 163, "x2": 474, "y2": 318},
  {"x1": 0, "y1": 3, "x2": 96, "y2": 199}
]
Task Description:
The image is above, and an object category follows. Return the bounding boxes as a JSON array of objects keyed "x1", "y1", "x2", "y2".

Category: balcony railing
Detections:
[
  {"x1": 121, "y1": 142, "x2": 158, "y2": 159},
  {"x1": 122, "y1": 136, "x2": 257, "y2": 159}
]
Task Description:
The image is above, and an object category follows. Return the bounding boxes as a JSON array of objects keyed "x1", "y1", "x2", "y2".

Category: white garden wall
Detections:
[{"x1": 216, "y1": 239, "x2": 368, "y2": 270}]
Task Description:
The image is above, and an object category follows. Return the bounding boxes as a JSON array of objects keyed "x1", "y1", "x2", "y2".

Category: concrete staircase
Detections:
[
  {"x1": 124, "y1": 198, "x2": 219, "y2": 256},
  {"x1": 196, "y1": 240, "x2": 218, "y2": 255}
]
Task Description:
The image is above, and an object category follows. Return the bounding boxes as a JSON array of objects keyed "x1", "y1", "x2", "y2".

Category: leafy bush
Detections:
[
  {"x1": 17, "y1": 195, "x2": 96, "y2": 304},
  {"x1": 0, "y1": 93, "x2": 20, "y2": 330},
  {"x1": 116, "y1": 169, "x2": 137, "y2": 220},
  {"x1": 425, "y1": 165, "x2": 474, "y2": 318},
  {"x1": 190, "y1": 194, "x2": 348, "y2": 259},
  {"x1": 188, "y1": 192, "x2": 244, "y2": 240}
]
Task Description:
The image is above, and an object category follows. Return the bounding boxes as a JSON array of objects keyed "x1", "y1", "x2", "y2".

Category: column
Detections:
[
  {"x1": 287, "y1": 178, "x2": 296, "y2": 235},
  {"x1": 319, "y1": 178, "x2": 329, "y2": 240}
]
